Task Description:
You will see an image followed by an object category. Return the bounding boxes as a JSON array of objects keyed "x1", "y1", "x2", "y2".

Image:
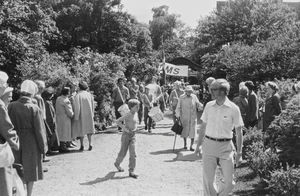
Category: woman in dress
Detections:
[
  {"x1": 0, "y1": 71, "x2": 19, "y2": 196},
  {"x1": 8, "y1": 80, "x2": 47, "y2": 196},
  {"x1": 55, "y1": 87, "x2": 74, "y2": 153},
  {"x1": 176, "y1": 86, "x2": 203, "y2": 151}
]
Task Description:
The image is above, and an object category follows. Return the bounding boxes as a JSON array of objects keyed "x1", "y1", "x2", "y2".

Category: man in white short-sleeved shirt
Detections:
[{"x1": 195, "y1": 79, "x2": 244, "y2": 196}]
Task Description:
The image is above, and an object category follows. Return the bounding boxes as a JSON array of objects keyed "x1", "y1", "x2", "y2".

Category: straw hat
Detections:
[
  {"x1": 185, "y1": 85, "x2": 194, "y2": 92},
  {"x1": 21, "y1": 80, "x2": 38, "y2": 95},
  {"x1": 2, "y1": 87, "x2": 13, "y2": 96}
]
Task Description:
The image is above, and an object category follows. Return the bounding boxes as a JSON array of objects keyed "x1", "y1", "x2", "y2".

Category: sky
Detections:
[
  {"x1": 121, "y1": 0, "x2": 218, "y2": 28},
  {"x1": 121, "y1": 0, "x2": 300, "y2": 28}
]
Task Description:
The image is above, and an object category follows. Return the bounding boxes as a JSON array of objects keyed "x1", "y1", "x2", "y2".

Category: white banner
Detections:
[{"x1": 164, "y1": 63, "x2": 189, "y2": 77}]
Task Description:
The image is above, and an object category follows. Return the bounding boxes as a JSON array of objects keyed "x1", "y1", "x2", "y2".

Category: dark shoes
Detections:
[
  {"x1": 183, "y1": 146, "x2": 187, "y2": 150},
  {"x1": 129, "y1": 172, "x2": 138, "y2": 179},
  {"x1": 79, "y1": 146, "x2": 84, "y2": 151},
  {"x1": 88, "y1": 145, "x2": 93, "y2": 151},
  {"x1": 43, "y1": 156, "x2": 50, "y2": 162},
  {"x1": 114, "y1": 163, "x2": 124, "y2": 172},
  {"x1": 144, "y1": 126, "x2": 147, "y2": 130},
  {"x1": 190, "y1": 147, "x2": 195, "y2": 151},
  {"x1": 148, "y1": 129, "x2": 152, "y2": 133},
  {"x1": 59, "y1": 146, "x2": 70, "y2": 153}
]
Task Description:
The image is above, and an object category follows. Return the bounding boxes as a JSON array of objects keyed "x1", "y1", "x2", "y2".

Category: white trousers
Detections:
[{"x1": 202, "y1": 138, "x2": 235, "y2": 196}]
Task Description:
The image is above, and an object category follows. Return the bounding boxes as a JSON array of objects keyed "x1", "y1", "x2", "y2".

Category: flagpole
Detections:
[{"x1": 161, "y1": 35, "x2": 166, "y2": 86}]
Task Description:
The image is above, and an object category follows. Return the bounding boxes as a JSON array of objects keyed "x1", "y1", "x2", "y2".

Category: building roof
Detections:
[{"x1": 169, "y1": 57, "x2": 202, "y2": 71}]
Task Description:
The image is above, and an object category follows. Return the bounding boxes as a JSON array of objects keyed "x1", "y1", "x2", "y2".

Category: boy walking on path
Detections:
[{"x1": 114, "y1": 99, "x2": 140, "y2": 178}]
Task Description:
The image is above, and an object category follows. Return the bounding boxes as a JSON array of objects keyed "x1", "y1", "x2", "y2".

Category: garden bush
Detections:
[
  {"x1": 267, "y1": 166, "x2": 300, "y2": 196},
  {"x1": 246, "y1": 141, "x2": 280, "y2": 181},
  {"x1": 267, "y1": 95, "x2": 300, "y2": 166},
  {"x1": 243, "y1": 127, "x2": 264, "y2": 158}
]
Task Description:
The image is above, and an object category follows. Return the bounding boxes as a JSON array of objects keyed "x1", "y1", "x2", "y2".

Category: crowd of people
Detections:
[
  {"x1": 1, "y1": 68, "x2": 300, "y2": 196},
  {"x1": 0, "y1": 71, "x2": 95, "y2": 196}
]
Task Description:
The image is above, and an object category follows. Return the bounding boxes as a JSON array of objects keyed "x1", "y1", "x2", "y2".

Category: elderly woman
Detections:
[
  {"x1": 263, "y1": 81, "x2": 282, "y2": 132},
  {"x1": 169, "y1": 81, "x2": 184, "y2": 123},
  {"x1": 42, "y1": 87, "x2": 59, "y2": 153},
  {"x1": 56, "y1": 87, "x2": 74, "y2": 153},
  {"x1": 72, "y1": 81, "x2": 95, "y2": 151},
  {"x1": 233, "y1": 86, "x2": 249, "y2": 125},
  {"x1": 176, "y1": 86, "x2": 203, "y2": 151},
  {"x1": 8, "y1": 80, "x2": 47, "y2": 196},
  {"x1": 0, "y1": 72, "x2": 19, "y2": 196}
]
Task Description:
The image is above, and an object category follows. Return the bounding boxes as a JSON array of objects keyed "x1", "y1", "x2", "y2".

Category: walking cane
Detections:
[{"x1": 173, "y1": 133, "x2": 177, "y2": 152}]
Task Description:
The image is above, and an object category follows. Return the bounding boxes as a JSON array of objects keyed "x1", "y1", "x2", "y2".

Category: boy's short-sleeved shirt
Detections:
[{"x1": 201, "y1": 97, "x2": 244, "y2": 139}]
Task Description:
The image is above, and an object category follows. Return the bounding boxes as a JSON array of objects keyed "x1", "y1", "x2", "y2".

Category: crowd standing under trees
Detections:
[{"x1": 0, "y1": 0, "x2": 300, "y2": 195}]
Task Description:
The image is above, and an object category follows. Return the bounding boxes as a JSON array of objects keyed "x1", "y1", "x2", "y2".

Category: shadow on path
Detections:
[
  {"x1": 150, "y1": 149, "x2": 179, "y2": 155},
  {"x1": 80, "y1": 171, "x2": 130, "y2": 185},
  {"x1": 47, "y1": 149, "x2": 84, "y2": 157},
  {"x1": 137, "y1": 130, "x2": 174, "y2": 137}
]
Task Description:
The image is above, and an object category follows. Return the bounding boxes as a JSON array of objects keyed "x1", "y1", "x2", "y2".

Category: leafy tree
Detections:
[
  {"x1": 193, "y1": 0, "x2": 298, "y2": 60},
  {"x1": 149, "y1": 5, "x2": 180, "y2": 50},
  {"x1": 0, "y1": 0, "x2": 58, "y2": 86},
  {"x1": 135, "y1": 26, "x2": 153, "y2": 57},
  {"x1": 52, "y1": 0, "x2": 143, "y2": 55}
]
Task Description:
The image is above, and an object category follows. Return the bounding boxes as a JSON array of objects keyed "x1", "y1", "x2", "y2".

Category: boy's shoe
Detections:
[
  {"x1": 88, "y1": 145, "x2": 93, "y2": 151},
  {"x1": 114, "y1": 163, "x2": 124, "y2": 172},
  {"x1": 190, "y1": 147, "x2": 195, "y2": 151},
  {"x1": 144, "y1": 126, "x2": 147, "y2": 130},
  {"x1": 129, "y1": 172, "x2": 138, "y2": 179},
  {"x1": 148, "y1": 129, "x2": 152, "y2": 133}
]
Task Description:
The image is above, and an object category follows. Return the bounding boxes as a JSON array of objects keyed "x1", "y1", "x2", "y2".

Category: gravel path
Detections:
[{"x1": 33, "y1": 111, "x2": 204, "y2": 196}]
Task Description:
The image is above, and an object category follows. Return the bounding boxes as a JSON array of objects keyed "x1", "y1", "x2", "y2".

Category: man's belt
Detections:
[{"x1": 205, "y1": 135, "x2": 232, "y2": 142}]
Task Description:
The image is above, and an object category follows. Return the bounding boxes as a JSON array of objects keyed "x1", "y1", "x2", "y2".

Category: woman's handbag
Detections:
[
  {"x1": 0, "y1": 142, "x2": 15, "y2": 168},
  {"x1": 171, "y1": 119, "x2": 183, "y2": 135},
  {"x1": 12, "y1": 168, "x2": 26, "y2": 196}
]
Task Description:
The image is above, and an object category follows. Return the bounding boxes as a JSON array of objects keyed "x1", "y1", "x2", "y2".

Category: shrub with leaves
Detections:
[
  {"x1": 267, "y1": 166, "x2": 300, "y2": 196},
  {"x1": 243, "y1": 127, "x2": 264, "y2": 157},
  {"x1": 267, "y1": 95, "x2": 300, "y2": 166},
  {"x1": 246, "y1": 141, "x2": 280, "y2": 181}
]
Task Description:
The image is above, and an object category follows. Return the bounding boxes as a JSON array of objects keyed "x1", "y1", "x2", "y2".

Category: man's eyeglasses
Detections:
[{"x1": 211, "y1": 88, "x2": 220, "y2": 91}]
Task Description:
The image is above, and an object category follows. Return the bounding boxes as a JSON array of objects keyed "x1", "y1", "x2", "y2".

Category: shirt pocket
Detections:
[{"x1": 222, "y1": 114, "x2": 232, "y2": 132}]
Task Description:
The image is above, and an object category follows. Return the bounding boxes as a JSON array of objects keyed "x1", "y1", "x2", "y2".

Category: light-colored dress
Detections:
[
  {"x1": 0, "y1": 99, "x2": 19, "y2": 195},
  {"x1": 72, "y1": 91, "x2": 95, "y2": 138},
  {"x1": 55, "y1": 96, "x2": 73, "y2": 142},
  {"x1": 176, "y1": 94, "x2": 203, "y2": 138}
]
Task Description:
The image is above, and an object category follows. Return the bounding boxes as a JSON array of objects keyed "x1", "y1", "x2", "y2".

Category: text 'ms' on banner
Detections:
[{"x1": 164, "y1": 63, "x2": 189, "y2": 77}]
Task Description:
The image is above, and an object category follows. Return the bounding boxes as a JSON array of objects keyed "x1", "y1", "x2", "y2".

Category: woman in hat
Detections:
[
  {"x1": 263, "y1": 81, "x2": 282, "y2": 132},
  {"x1": 71, "y1": 81, "x2": 95, "y2": 151},
  {"x1": 0, "y1": 71, "x2": 19, "y2": 196},
  {"x1": 8, "y1": 80, "x2": 47, "y2": 196},
  {"x1": 56, "y1": 87, "x2": 74, "y2": 153},
  {"x1": 175, "y1": 86, "x2": 203, "y2": 151}
]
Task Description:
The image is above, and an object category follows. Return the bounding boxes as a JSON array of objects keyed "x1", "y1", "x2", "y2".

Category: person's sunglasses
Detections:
[{"x1": 211, "y1": 88, "x2": 220, "y2": 91}]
